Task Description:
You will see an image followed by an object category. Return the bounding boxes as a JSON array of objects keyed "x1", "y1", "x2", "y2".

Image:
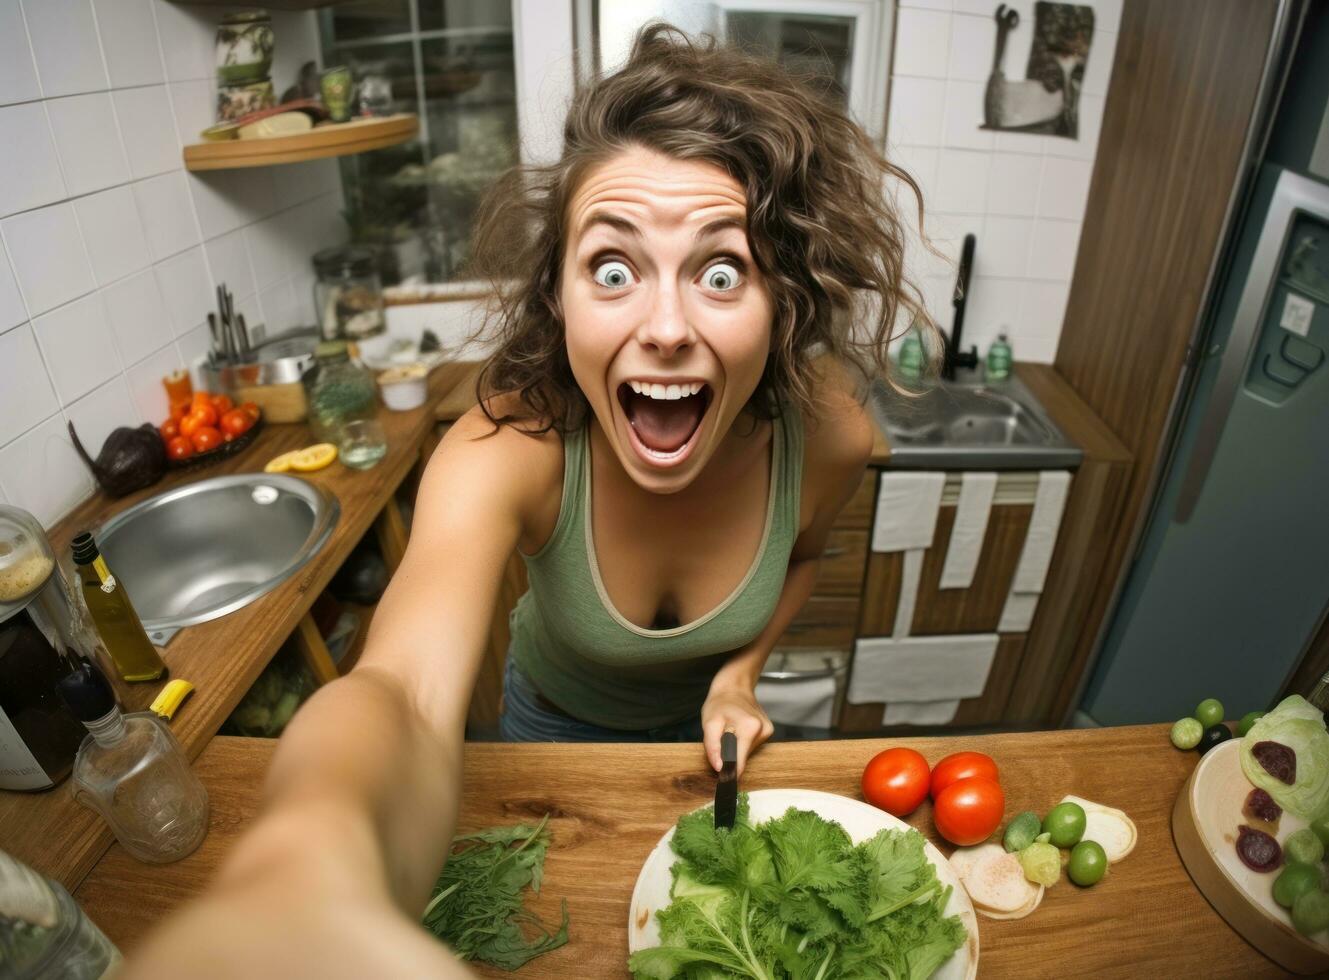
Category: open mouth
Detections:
[{"x1": 616, "y1": 379, "x2": 713, "y2": 464}]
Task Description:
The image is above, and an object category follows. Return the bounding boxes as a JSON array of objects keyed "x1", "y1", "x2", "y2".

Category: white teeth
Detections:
[{"x1": 625, "y1": 380, "x2": 707, "y2": 399}]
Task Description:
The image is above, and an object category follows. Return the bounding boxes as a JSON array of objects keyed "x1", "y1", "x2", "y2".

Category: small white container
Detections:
[{"x1": 377, "y1": 364, "x2": 427, "y2": 411}]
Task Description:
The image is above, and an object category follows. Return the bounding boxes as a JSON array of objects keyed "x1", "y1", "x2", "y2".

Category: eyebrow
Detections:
[{"x1": 578, "y1": 211, "x2": 746, "y2": 244}]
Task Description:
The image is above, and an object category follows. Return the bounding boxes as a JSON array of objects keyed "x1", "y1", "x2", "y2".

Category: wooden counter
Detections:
[
  {"x1": 0, "y1": 361, "x2": 477, "y2": 892},
  {"x1": 76, "y1": 725, "x2": 1282, "y2": 978}
]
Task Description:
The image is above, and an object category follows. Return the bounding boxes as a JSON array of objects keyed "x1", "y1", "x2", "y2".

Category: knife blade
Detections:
[{"x1": 714, "y1": 730, "x2": 738, "y2": 830}]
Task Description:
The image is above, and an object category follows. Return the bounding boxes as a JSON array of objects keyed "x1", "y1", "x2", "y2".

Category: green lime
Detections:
[
  {"x1": 1003, "y1": 811, "x2": 1042, "y2": 853},
  {"x1": 1292, "y1": 889, "x2": 1329, "y2": 938},
  {"x1": 1043, "y1": 802, "x2": 1087, "y2": 848},
  {"x1": 1311, "y1": 815, "x2": 1329, "y2": 849},
  {"x1": 1286, "y1": 828, "x2": 1325, "y2": 866},
  {"x1": 1170, "y1": 717, "x2": 1203, "y2": 750},
  {"x1": 1274, "y1": 863, "x2": 1322, "y2": 910},
  {"x1": 1068, "y1": 840, "x2": 1107, "y2": 886},
  {"x1": 1195, "y1": 698, "x2": 1225, "y2": 728},
  {"x1": 1236, "y1": 710, "x2": 1265, "y2": 737},
  {"x1": 1018, "y1": 841, "x2": 1061, "y2": 887}
]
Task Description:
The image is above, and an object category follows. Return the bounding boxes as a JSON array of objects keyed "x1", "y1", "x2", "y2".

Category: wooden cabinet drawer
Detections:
[
  {"x1": 856, "y1": 502, "x2": 1034, "y2": 636},
  {"x1": 815, "y1": 529, "x2": 868, "y2": 598},
  {"x1": 777, "y1": 596, "x2": 859, "y2": 649}
]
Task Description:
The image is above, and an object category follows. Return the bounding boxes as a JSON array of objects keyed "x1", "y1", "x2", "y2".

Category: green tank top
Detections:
[{"x1": 508, "y1": 407, "x2": 804, "y2": 730}]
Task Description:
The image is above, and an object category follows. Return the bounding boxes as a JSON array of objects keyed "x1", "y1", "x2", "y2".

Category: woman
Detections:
[{"x1": 121, "y1": 25, "x2": 933, "y2": 977}]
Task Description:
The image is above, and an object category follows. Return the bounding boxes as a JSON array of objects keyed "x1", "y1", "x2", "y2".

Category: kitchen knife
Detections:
[{"x1": 714, "y1": 731, "x2": 738, "y2": 830}]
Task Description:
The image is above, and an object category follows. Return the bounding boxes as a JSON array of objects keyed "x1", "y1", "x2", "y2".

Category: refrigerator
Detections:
[{"x1": 1082, "y1": 2, "x2": 1329, "y2": 725}]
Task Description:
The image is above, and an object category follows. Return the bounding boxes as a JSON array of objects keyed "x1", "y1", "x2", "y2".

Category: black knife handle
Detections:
[{"x1": 721, "y1": 731, "x2": 737, "y2": 765}]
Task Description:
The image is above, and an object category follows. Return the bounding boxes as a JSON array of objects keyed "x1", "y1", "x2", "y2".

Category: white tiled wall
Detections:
[
  {"x1": 0, "y1": 0, "x2": 346, "y2": 525},
  {"x1": 890, "y1": 0, "x2": 1120, "y2": 363}
]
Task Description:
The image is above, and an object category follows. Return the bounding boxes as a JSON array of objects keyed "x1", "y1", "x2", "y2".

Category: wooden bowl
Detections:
[{"x1": 1172, "y1": 739, "x2": 1329, "y2": 974}]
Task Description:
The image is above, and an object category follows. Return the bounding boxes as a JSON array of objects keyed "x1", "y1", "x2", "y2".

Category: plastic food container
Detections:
[{"x1": 377, "y1": 364, "x2": 428, "y2": 411}]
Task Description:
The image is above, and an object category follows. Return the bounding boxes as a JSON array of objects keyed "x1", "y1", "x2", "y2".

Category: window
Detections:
[{"x1": 319, "y1": 1, "x2": 519, "y2": 285}]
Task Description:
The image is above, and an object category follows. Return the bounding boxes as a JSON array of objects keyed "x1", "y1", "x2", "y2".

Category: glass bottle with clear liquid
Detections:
[{"x1": 59, "y1": 660, "x2": 208, "y2": 863}]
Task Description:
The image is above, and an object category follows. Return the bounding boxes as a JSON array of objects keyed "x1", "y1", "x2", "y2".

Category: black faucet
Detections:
[{"x1": 942, "y1": 233, "x2": 979, "y2": 380}]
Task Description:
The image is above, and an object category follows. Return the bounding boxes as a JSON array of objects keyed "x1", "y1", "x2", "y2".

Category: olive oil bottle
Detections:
[{"x1": 71, "y1": 532, "x2": 165, "y2": 682}]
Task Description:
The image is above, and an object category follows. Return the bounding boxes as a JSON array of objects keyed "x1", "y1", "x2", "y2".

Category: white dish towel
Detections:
[
  {"x1": 755, "y1": 674, "x2": 838, "y2": 729},
  {"x1": 871, "y1": 472, "x2": 946, "y2": 553},
  {"x1": 848, "y1": 633, "x2": 999, "y2": 704},
  {"x1": 939, "y1": 471, "x2": 997, "y2": 590}
]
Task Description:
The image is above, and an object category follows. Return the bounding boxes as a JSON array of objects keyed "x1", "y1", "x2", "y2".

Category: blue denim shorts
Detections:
[{"x1": 498, "y1": 657, "x2": 705, "y2": 743}]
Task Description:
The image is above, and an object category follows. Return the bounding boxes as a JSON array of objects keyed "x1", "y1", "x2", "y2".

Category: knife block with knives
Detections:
[{"x1": 197, "y1": 284, "x2": 312, "y2": 423}]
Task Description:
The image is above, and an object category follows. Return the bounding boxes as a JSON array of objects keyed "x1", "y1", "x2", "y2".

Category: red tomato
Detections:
[
  {"x1": 930, "y1": 751, "x2": 999, "y2": 800},
  {"x1": 933, "y1": 777, "x2": 1004, "y2": 846},
  {"x1": 159, "y1": 418, "x2": 180, "y2": 441},
  {"x1": 191, "y1": 426, "x2": 223, "y2": 453},
  {"x1": 210, "y1": 394, "x2": 234, "y2": 416},
  {"x1": 239, "y1": 401, "x2": 261, "y2": 422},
  {"x1": 170, "y1": 400, "x2": 189, "y2": 422},
  {"x1": 166, "y1": 435, "x2": 193, "y2": 460},
  {"x1": 861, "y1": 747, "x2": 931, "y2": 817},
  {"x1": 220, "y1": 408, "x2": 253, "y2": 437}
]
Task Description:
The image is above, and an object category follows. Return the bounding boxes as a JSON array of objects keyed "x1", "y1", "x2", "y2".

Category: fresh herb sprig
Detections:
[{"x1": 422, "y1": 814, "x2": 570, "y2": 970}]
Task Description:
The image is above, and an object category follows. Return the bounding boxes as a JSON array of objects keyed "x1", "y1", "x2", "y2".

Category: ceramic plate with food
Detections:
[{"x1": 628, "y1": 788, "x2": 978, "y2": 980}]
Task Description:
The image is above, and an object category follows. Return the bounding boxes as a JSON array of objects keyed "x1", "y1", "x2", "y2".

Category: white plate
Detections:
[{"x1": 627, "y1": 788, "x2": 979, "y2": 980}]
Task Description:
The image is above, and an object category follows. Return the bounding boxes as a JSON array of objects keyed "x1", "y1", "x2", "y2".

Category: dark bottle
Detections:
[
  {"x1": 0, "y1": 505, "x2": 87, "y2": 791},
  {"x1": 70, "y1": 533, "x2": 165, "y2": 683}
]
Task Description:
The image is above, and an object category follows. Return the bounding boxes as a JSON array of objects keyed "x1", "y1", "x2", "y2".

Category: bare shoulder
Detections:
[
  {"x1": 803, "y1": 358, "x2": 875, "y2": 476},
  {"x1": 417, "y1": 396, "x2": 565, "y2": 549}
]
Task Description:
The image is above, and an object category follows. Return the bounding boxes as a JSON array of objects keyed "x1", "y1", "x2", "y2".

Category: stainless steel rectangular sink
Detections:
[{"x1": 870, "y1": 371, "x2": 1083, "y2": 469}]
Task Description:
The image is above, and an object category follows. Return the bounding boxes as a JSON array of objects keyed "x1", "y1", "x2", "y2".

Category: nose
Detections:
[{"x1": 635, "y1": 283, "x2": 695, "y2": 359}]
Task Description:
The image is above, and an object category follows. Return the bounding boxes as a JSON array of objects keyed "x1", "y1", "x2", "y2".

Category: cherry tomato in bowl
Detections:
[
  {"x1": 159, "y1": 418, "x2": 179, "y2": 441},
  {"x1": 930, "y1": 751, "x2": 999, "y2": 800},
  {"x1": 210, "y1": 394, "x2": 234, "y2": 416},
  {"x1": 166, "y1": 435, "x2": 193, "y2": 460},
  {"x1": 220, "y1": 408, "x2": 253, "y2": 437},
  {"x1": 191, "y1": 426, "x2": 223, "y2": 453},
  {"x1": 933, "y1": 776, "x2": 1005, "y2": 846},
  {"x1": 861, "y1": 747, "x2": 931, "y2": 817}
]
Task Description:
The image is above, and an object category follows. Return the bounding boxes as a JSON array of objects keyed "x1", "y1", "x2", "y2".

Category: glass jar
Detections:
[
  {"x1": 0, "y1": 849, "x2": 121, "y2": 978},
  {"x1": 304, "y1": 341, "x2": 378, "y2": 444},
  {"x1": 312, "y1": 246, "x2": 385, "y2": 342}
]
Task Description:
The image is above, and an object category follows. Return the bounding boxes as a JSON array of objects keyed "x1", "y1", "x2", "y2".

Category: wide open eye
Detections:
[
  {"x1": 592, "y1": 260, "x2": 634, "y2": 290},
  {"x1": 702, "y1": 262, "x2": 742, "y2": 292}
]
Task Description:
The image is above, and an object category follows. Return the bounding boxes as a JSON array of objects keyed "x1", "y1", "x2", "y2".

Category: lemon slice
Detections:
[
  {"x1": 289, "y1": 443, "x2": 338, "y2": 472},
  {"x1": 264, "y1": 450, "x2": 300, "y2": 473}
]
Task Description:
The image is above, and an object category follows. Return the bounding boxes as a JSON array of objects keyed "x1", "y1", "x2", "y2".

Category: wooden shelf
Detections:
[{"x1": 183, "y1": 114, "x2": 418, "y2": 172}]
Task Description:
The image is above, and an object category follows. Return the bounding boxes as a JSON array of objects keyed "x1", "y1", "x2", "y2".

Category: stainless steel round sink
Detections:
[{"x1": 96, "y1": 474, "x2": 339, "y2": 644}]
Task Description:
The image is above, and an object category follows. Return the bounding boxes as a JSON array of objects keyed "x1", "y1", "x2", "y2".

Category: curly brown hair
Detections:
[{"x1": 470, "y1": 22, "x2": 937, "y2": 432}]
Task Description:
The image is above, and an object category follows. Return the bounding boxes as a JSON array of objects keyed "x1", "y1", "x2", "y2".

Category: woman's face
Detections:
[{"x1": 560, "y1": 146, "x2": 774, "y2": 494}]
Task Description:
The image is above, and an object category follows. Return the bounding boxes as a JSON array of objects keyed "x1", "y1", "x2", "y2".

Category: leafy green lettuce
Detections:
[
  {"x1": 629, "y1": 796, "x2": 967, "y2": 980},
  {"x1": 1240, "y1": 695, "x2": 1329, "y2": 820}
]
